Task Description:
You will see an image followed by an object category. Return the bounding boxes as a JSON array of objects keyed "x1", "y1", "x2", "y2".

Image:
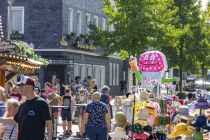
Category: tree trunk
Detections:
[{"x1": 179, "y1": 44, "x2": 183, "y2": 94}]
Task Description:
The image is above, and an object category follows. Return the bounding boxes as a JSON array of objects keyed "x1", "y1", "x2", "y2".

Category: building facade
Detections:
[{"x1": 0, "y1": 0, "x2": 127, "y2": 94}]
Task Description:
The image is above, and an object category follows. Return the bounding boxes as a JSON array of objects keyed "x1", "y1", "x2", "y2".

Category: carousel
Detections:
[{"x1": 0, "y1": 16, "x2": 48, "y2": 87}]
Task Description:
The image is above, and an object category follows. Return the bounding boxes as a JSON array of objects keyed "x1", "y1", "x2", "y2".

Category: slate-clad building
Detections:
[{"x1": 0, "y1": 0, "x2": 128, "y2": 94}]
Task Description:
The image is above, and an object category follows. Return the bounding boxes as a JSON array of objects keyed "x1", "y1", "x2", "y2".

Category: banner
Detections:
[
  {"x1": 141, "y1": 72, "x2": 162, "y2": 90},
  {"x1": 139, "y1": 51, "x2": 168, "y2": 92}
]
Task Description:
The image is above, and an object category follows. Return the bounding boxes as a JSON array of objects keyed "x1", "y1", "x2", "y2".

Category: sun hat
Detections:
[
  {"x1": 78, "y1": 88, "x2": 85, "y2": 93},
  {"x1": 138, "y1": 107, "x2": 150, "y2": 120},
  {"x1": 146, "y1": 105, "x2": 155, "y2": 115},
  {"x1": 108, "y1": 127, "x2": 128, "y2": 139},
  {"x1": 177, "y1": 106, "x2": 195, "y2": 120},
  {"x1": 152, "y1": 101, "x2": 161, "y2": 114},
  {"x1": 192, "y1": 115, "x2": 210, "y2": 130},
  {"x1": 195, "y1": 97, "x2": 209, "y2": 109},
  {"x1": 204, "y1": 109, "x2": 210, "y2": 117},
  {"x1": 143, "y1": 125, "x2": 153, "y2": 133},
  {"x1": 140, "y1": 91, "x2": 150, "y2": 101},
  {"x1": 168, "y1": 123, "x2": 194, "y2": 138},
  {"x1": 128, "y1": 131, "x2": 150, "y2": 140},
  {"x1": 192, "y1": 128, "x2": 203, "y2": 140},
  {"x1": 115, "y1": 112, "x2": 126, "y2": 122},
  {"x1": 16, "y1": 76, "x2": 35, "y2": 86},
  {"x1": 129, "y1": 123, "x2": 150, "y2": 139}
]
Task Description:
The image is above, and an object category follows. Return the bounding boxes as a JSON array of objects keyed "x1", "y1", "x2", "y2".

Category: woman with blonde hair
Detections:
[{"x1": 0, "y1": 99, "x2": 19, "y2": 140}]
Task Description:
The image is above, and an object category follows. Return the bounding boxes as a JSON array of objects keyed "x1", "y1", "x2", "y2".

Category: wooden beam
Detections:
[
  {"x1": 5, "y1": 72, "x2": 16, "y2": 83},
  {"x1": 0, "y1": 69, "x2": 5, "y2": 87}
]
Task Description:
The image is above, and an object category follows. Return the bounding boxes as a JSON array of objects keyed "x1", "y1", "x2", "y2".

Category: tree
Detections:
[
  {"x1": 89, "y1": 0, "x2": 210, "y2": 93},
  {"x1": 89, "y1": 0, "x2": 177, "y2": 57},
  {"x1": 161, "y1": 0, "x2": 210, "y2": 93}
]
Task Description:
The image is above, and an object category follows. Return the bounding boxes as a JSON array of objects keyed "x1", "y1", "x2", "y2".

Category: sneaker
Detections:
[
  {"x1": 68, "y1": 130, "x2": 72, "y2": 135},
  {"x1": 65, "y1": 130, "x2": 71, "y2": 136}
]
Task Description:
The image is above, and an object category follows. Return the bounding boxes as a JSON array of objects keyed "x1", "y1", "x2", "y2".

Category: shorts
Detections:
[{"x1": 61, "y1": 110, "x2": 72, "y2": 121}]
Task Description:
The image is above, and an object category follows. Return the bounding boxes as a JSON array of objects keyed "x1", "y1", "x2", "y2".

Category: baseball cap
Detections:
[{"x1": 16, "y1": 76, "x2": 35, "y2": 86}]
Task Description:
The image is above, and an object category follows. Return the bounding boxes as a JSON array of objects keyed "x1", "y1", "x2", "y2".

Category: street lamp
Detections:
[{"x1": 7, "y1": 0, "x2": 14, "y2": 40}]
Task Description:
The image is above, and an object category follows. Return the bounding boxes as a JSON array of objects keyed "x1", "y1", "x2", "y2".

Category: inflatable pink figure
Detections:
[{"x1": 139, "y1": 51, "x2": 167, "y2": 73}]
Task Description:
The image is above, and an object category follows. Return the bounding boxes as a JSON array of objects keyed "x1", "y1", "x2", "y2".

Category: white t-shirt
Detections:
[{"x1": 2, "y1": 125, "x2": 17, "y2": 140}]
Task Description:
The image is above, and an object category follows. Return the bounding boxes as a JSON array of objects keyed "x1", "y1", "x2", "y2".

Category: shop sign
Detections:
[{"x1": 49, "y1": 59, "x2": 74, "y2": 65}]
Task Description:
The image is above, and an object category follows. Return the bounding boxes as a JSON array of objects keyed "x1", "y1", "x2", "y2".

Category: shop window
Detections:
[
  {"x1": 74, "y1": 63, "x2": 79, "y2": 77},
  {"x1": 85, "y1": 64, "x2": 92, "y2": 78}
]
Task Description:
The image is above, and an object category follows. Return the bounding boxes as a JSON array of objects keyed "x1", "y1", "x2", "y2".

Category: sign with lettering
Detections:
[
  {"x1": 49, "y1": 59, "x2": 73, "y2": 65},
  {"x1": 141, "y1": 72, "x2": 162, "y2": 90}
]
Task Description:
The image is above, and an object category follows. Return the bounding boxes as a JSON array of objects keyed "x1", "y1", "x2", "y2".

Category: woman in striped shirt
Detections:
[{"x1": 1, "y1": 99, "x2": 19, "y2": 140}]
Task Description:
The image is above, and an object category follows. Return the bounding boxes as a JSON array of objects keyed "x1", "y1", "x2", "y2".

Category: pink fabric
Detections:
[
  {"x1": 47, "y1": 88, "x2": 52, "y2": 94},
  {"x1": 139, "y1": 51, "x2": 166, "y2": 72},
  {"x1": 128, "y1": 132, "x2": 150, "y2": 140}
]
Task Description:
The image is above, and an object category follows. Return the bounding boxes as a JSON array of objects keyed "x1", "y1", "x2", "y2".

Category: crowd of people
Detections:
[
  {"x1": 0, "y1": 75, "x2": 114, "y2": 140},
  {"x1": 0, "y1": 75, "x2": 209, "y2": 140}
]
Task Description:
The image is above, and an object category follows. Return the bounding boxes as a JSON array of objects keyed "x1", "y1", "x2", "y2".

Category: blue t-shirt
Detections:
[
  {"x1": 100, "y1": 93, "x2": 110, "y2": 104},
  {"x1": 0, "y1": 101, "x2": 5, "y2": 117},
  {"x1": 85, "y1": 102, "x2": 108, "y2": 128}
]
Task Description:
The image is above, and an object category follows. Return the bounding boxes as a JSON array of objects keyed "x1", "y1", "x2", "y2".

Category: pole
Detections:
[{"x1": 131, "y1": 86, "x2": 136, "y2": 140}]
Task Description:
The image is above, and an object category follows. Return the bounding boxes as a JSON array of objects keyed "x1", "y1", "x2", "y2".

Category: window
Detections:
[
  {"x1": 76, "y1": 11, "x2": 82, "y2": 34},
  {"x1": 102, "y1": 18, "x2": 106, "y2": 31},
  {"x1": 93, "y1": 65, "x2": 97, "y2": 79},
  {"x1": 94, "y1": 16, "x2": 98, "y2": 26},
  {"x1": 116, "y1": 64, "x2": 119, "y2": 85},
  {"x1": 100, "y1": 66, "x2": 105, "y2": 88},
  {"x1": 10, "y1": 6, "x2": 24, "y2": 34},
  {"x1": 68, "y1": 8, "x2": 73, "y2": 34},
  {"x1": 85, "y1": 64, "x2": 92, "y2": 78},
  {"x1": 113, "y1": 63, "x2": 116, "y2": 85},
  {"x1": 74, "y1": 63, "x2": 79, "y2": 77},
  {"x1": 109, "y1": 63, "x2": 112, "y2": 85},
  {"x1": 79, "y1": 64, "x2": 85, "y2": 80},
  {"x1": 85, "y1": 13, "x2": 90, "y2": 33}
]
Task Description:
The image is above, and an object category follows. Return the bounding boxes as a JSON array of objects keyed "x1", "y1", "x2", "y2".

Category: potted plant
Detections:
[
  {"x1": 10, "y1": 30, "x2": 23, "y2": 39},
  {"x1": 60, "y1": 37, "x2": 68, "y2": 48}
]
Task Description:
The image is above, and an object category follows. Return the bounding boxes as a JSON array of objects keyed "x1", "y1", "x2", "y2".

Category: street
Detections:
[{"x1": 55, "y1": 118, "x2": 88, "y2": 140}]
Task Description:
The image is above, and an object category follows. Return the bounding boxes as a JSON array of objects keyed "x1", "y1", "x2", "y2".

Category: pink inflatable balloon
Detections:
[{"x1": 139, "y1": 51, "x2": 167, "y2": 72}]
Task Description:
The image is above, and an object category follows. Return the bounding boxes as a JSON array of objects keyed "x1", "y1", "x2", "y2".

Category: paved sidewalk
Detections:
[{"x1": 54, "y1": 117, "x2": 88, "y2": 140}]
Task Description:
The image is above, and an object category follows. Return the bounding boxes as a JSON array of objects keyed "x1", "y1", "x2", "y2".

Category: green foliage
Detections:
[
  {"x1": 89, "y1": 0, "x2": 210, "y2": 75},
  {"x1": 118, "y1": 50, "x2": 129, "y2": 60},
  {"x1": 89, "y1": 0, "x2": 177, "y2": 55},
  {"x1": 13, "y1": 41, "x2": 49, "y2": 66}
]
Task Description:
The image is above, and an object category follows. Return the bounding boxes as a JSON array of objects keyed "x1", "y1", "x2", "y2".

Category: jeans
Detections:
[{"x1": 86, "y1": 126, "x2": 107, "y2": 140}]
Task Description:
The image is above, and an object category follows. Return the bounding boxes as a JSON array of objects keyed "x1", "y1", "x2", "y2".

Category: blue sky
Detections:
[{"x1": 202, "y1": 0, "x2": 209, "y2": 10}]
